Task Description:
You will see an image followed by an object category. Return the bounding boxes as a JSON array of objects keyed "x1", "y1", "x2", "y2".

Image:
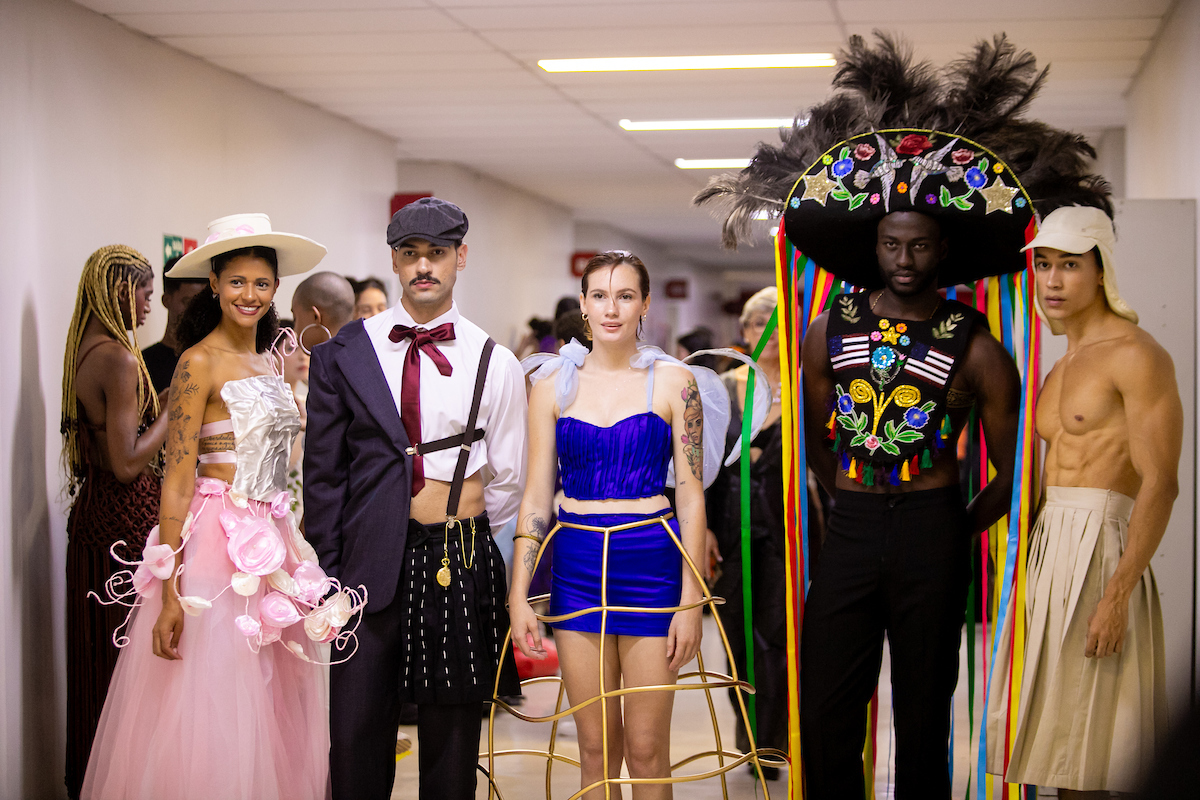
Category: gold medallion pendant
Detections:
[{"x1": 436, "y1": 557, "x2": 452, "y2": 588}]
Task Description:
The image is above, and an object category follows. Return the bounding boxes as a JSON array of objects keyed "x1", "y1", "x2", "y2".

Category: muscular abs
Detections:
[{"x1": 1038, "y1": 344, "x2": 1139, "y2": 497}]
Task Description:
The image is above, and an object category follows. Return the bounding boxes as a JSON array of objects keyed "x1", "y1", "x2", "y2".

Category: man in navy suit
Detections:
[{"x1": 304, "y1": 198, "x2": 527, "y2": 800}]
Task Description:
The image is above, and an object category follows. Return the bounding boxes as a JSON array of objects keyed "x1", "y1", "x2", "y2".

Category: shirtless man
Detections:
[{"x1": 987, "y1": 205, "x2": 1180, "y2": 798}]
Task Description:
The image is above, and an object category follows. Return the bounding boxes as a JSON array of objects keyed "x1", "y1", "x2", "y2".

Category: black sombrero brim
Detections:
[{"x1": 782, "y1": 129, "x2": 1035, "y2": 289}]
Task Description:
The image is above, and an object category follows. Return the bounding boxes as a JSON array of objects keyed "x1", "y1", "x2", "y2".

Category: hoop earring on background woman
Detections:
[{"x1": 299, "y1": 322, "x2": 332, "y2": 355}]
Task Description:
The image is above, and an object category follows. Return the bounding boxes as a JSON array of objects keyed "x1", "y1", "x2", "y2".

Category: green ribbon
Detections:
[{"x1": 739, "y1": 307, "x2": 778, "y2": 741}]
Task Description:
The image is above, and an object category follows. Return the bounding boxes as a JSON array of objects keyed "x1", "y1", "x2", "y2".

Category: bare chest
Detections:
[{"x1": 1036, "y1": 353, "x2": 1122, "y2": 441}]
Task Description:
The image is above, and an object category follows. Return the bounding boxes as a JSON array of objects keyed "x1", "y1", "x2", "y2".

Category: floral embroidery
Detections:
[
  {"x1": 870, "y1": 330, "x2": 882, "y2": 341},
  {"x1": 966, "y1": 167, "x2": 987, "y2": 188},
  {"x1": 822, "y1": 154, "x2": 834, "y2": 165},
  {"x1": 827, "y1": 145, "x2": 871, "y2": 209},
  {"x1": 854, "y1": 143, "x2": 877, "y2": 160},
  {"x1": 878, "y1": 319, "x2": 890, "y2": 329},
  {"x1": 897, "y1": 181, "x2": 909, "y2": 193},
  {"x1": 870, "y1": 193, "x2": 880, "y2": 204},
  {"x1": 834, "y1": 379, "x2": 932, "y2": 456},
  {"x1": 993, "y1": 162, "x2": 1004, "y2": 173},
  {"x1": 832, "y1": 157, "x2": 854, "y2": 177},
  {"x1": 925, "y1": 193, "x2": 936, "y2": 204},
  {"x1": 894, "y1": 133, "x2": 932, "y2": 155},
  {"x1": 895, "y1": 323, "x2": 907, "y2": 333},
  {"x1": 790, "y1": 196, "x2": 801, "y2": 208},
  {"x1": 871, "y1": 346, "x2": 897, "y2": 369},
  {"x1": 1015, "y1": 197, "x2": 1027, "y2": 208},
  {"x1": 951, "y1": 148, "x2": 975, "y2": 165},
  {"x1": 900, "y1": 334, "x2": 910, "y2": 346}
]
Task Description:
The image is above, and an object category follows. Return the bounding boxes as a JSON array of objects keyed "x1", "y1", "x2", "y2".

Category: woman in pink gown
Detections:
[{"x1": 82, "y1": 215, "x2": 364, "y2": 800}]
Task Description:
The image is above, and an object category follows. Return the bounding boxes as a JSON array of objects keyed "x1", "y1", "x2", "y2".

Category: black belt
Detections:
[
  {"x1": 407, "y1": 512, "x2": 491, "y2": 549},
  {"x1": 404, "y1": 427, "x2": 484, "y2": 457}
]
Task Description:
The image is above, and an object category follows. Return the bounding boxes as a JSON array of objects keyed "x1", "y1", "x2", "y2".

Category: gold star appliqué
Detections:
[
  {"x1": 800, "y1": 169, "x2": 838, "y2": 206},
  {"x1": 979, "y1": 178, "x2": 1018, "y2": 214}
]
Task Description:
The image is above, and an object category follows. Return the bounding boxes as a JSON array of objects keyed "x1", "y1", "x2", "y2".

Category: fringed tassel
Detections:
[
  {"x1": 862, "y1": 463, "x2": 874, "y2": 487},
  {"x1": 901, "y1": 458, "x2": 911, "y2": 481},
  {"x1": 848, "y1": 457, "x2": 858, "y2": 480},
  {"x1": 889, "y1": 464, "x2": 900, "y2": 486},
  {"x1": 826, "y1": 410, "x2": 837, "y2": 439},
  {"x1": 920, "y1": 449, "x2": 933, "y2": 469},
  {"x1": 840, "y1": 451, "x2": 850, "y2": 472}
]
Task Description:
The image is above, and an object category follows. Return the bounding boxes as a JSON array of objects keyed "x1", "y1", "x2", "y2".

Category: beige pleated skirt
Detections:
[{"x1": 985, "y1": 486, "x2": 1167, "y2": 792}]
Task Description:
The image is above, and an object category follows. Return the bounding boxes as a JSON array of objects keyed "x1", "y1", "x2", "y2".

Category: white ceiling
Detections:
[{"x1": 76, "y1": 0, "x2": 1172, "y2": 269}]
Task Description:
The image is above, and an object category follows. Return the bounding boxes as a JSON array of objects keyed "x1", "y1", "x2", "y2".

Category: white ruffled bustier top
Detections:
[{"x1": 207, "y1": 375, "x2": 301, "y2": 502}]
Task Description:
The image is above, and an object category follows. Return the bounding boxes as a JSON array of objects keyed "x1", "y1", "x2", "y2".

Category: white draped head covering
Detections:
[{"x1": 523, "y1": 341, "x2": 771, "y2": 488}]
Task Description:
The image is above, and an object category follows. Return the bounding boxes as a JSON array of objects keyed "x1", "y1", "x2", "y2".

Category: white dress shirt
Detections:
[{"x1": 365, "y1": 301, "x2": 528, "y2": 526}]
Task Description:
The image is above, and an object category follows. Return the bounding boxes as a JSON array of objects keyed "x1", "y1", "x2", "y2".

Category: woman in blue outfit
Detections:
[{"x1": 509, "y1": 251, "x2": 709, "y2": 799}]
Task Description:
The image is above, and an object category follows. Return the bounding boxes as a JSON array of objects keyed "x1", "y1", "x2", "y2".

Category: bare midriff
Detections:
[{"x1": 559, "y1": 494, "x2": 672, "y2": 517}]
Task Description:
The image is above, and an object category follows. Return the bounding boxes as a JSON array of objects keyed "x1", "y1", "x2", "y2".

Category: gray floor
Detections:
[{"x1": 390, "y1": 620, "x2": 1052, "y2": 799}]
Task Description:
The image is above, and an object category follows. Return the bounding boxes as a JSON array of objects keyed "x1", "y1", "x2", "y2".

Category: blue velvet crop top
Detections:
[{"x1": 557, "y1": 362, "x2": 673, "y2": 500}]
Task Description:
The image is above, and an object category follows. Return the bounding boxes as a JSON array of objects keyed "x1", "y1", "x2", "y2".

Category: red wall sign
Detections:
[
  {"x1": 571, "y1": 251, "x2": 597, "y2": 278},
  {"x1": 391, "y1": 192, "x2": 433, "y2": 217},
  {"x1": 664, "y1": 279, "x2": 688, "y2": 299}
]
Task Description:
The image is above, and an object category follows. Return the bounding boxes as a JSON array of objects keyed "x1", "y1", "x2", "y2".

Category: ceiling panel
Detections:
[
  {"x1": 112, "y1": 9, "x2": 458, "y2": 36},
  {"x1": 72, "y1": 0, "x2": 1172, "y2": 271},
  {"x1": 446, "y1": 2, "x2": 836, "y2": 29}
]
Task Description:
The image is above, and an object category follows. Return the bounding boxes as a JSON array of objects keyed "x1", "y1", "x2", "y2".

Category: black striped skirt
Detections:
[{"x1": 397, "y1": 513, "x2": 521, "y2": 704}]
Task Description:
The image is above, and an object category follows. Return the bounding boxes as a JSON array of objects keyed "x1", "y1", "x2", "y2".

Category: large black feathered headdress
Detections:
[{"x1": 695, "y1": 33, "x2": 1111, "y2": 289}]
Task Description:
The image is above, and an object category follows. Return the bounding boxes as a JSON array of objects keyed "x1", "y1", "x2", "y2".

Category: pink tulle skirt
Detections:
[{"x1": 81, "y1": 479, "x2": 329, "y2": 800}]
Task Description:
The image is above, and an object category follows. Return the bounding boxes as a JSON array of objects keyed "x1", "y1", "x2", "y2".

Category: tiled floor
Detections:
[{"x1": 391, "y1": 620, "x2": 1052, "y2": 799}]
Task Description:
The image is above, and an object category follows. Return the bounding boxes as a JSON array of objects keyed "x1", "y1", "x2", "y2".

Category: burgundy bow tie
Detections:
[{"x1": 389, "y1": 322, "x2": 455, "y2": 496}]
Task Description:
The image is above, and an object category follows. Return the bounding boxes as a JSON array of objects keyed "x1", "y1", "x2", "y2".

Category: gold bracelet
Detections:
[{"x1": 512, "y1": 533, "x2": 543, "y2": 543}]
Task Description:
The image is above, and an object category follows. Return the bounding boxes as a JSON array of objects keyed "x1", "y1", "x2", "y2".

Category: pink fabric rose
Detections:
[
  {"x1": 269, "y1": 491, "x2": 291, "y2": 520},
  {"x1": 864, "y1": 435, "x2": 880, "y2": 451},
  {"x1": 259, "y1": 591, "x2": 302, "y2": 628},
  {"x1": 223, "y1": 515, "x2": 286, "y2": 577},
  {"x1": 234, "y1": 614, "x2": 262, "y2": 638},
  {"x1": 196, "y1": 478, "x2": 228, "y2": 497},
  {"x1": 304, "y1": 613, "x2": 338, "y2": 643},
  {"x1": 950, "y1": 148, "x2": 975, "y2": 165},
  {"x1": 292, "y1": 562, "x2": 332, "y2": 605}
]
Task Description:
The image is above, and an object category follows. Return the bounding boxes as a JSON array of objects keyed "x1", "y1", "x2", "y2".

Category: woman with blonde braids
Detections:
[{"x1": 62, "y1": 244, "x2": 168, "y2": 799}]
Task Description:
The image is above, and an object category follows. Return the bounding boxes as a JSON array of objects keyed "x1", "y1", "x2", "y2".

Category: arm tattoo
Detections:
[
  {"x1": 522, "y1": 542, "x2": 539, "y2": 576},
  {"x1": 167, "y1": 358, "x2": 200, "y2": 466},
  {"x1": 522, "y1": 513, "x2": 549, "y2": 541},
  {"x1": 680, "y1": 379, "x2": 704, "y2": 481}
]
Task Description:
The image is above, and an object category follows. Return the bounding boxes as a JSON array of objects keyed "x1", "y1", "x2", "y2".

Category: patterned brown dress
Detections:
[{"x1": 64, "y1": 402, "x2": 159, "y2": 799}]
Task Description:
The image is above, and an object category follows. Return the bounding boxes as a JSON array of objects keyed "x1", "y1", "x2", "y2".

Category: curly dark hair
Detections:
[{"x1": 174, "y1": 246, "x2": 280, "y2": 355}]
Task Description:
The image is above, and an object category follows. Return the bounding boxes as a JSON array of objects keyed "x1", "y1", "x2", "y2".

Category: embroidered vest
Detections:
[{"x1": 825, "y1": 292, "x2": 982, "y2": 487}]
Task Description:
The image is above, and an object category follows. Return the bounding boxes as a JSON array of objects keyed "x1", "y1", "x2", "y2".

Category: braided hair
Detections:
[{"x1": 61, "y1": 245, "x2": 158, "y2": 492}]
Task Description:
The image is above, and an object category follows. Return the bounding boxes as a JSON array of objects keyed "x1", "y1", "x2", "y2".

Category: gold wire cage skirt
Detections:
[{"x1": 483, "y1": 512, "x2": 787, "y2": 799}]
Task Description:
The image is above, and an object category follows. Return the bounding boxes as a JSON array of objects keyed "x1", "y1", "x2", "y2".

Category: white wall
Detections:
[
  {"x1": 394, "y1": 161, "x2": 577, "y2": 352},
  {"x1": 0, "y1": 0, "x2": 396, "y2": 796},
  {"x1": 1125, "y1": 0, "x2": 1200, "y2": 702}
]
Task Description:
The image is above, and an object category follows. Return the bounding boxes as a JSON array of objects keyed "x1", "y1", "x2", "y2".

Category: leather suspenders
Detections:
[{"x1": 404, "y1": 337, "x2": 496, "y2": 521}]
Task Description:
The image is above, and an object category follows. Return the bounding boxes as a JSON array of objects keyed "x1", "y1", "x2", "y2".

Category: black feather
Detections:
[{"x1": 694, "y1": 31, "x2": 1112, "y2": 247}]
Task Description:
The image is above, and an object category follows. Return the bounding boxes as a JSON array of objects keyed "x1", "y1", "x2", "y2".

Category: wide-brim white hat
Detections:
[
  {"x1": 1021, "y1": 205, "x2": 1137, "y2": 335},
  {"x1": 166, "y1": 213, "x2": 327, "y2": 279}
]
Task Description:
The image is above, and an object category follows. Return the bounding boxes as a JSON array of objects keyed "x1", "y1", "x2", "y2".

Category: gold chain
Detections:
[{"x1": 435, "y1": 517, "x2": 478, "y2": 588}]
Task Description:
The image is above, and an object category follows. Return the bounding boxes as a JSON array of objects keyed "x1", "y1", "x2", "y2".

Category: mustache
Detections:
[{"x1": 410, "y1": 274, "x2": 440, "y2": 286}]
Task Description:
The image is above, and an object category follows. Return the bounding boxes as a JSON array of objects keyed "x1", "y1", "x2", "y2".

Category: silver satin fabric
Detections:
[{"x1": 221, "y1": 375, "x2": 301, "y2": 502}]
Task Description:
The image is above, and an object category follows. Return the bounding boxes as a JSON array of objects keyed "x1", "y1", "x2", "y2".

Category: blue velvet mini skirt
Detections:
[{"x1": 548, "y1": 508, "x2": 683, "y2": 637}]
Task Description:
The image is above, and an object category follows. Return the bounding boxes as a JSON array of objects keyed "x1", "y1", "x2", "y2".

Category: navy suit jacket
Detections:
[{"x1": 303, "y1": 319, "x2": 413, "y2": 611}]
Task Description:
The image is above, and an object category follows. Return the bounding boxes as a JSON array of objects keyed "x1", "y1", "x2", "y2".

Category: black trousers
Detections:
[
  {"x1": 330, "y1": 515, "x2": 509, "y2": 800},
  {"x1": 800, "y1": 487, "x2": 970, "y2": 800}
]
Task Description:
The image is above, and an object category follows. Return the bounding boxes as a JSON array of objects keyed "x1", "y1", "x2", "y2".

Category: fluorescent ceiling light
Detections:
[
  {"x1": 674, "y1": 158, "x2": 751, "y2": 169},
  {"x1": 539, "y1": 53, "x2": 835, "y2": 73},
  {"x1": 620, "y1": 118, "x2": 792, "y2": 131},
  {"x1": 769, "y1": 226, "x2": 780, "y2": 237}
]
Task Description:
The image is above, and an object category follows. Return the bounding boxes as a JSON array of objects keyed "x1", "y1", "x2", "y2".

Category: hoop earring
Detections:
[
  {"x1": 637, "y1": 315, "x2": 645, "y2": 341},
  {"x1": 299, "y1": 323, "x2": 332, "y2": 355}
]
